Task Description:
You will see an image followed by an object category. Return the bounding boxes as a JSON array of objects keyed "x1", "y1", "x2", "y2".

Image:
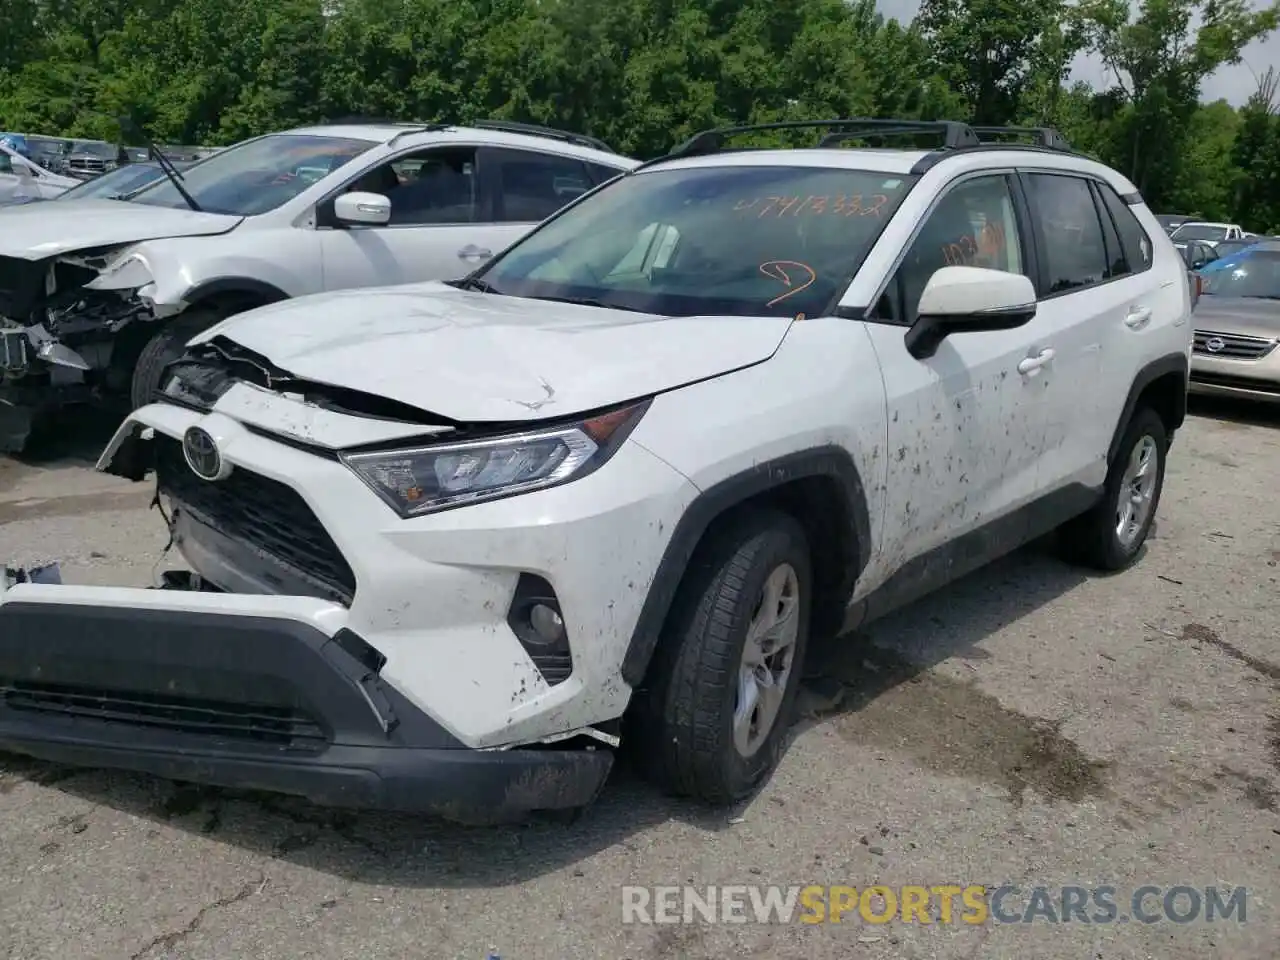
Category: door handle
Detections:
[
  {"x1": 1017, "y1": 348, "x2": 1055, "y2": 376},
  {"x1": 457, "y1": 245, "x2": 492, "y2": 261},
  {"x1": 1124, "y1": 306, "x2": 1152, "y2": 329}
]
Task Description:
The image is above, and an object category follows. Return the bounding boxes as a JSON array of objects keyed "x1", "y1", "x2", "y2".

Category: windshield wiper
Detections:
[
  {"x1": 448, "y1": 276, "x2": 501, "y2": 293},
  {"x1": 526, "y1": 294, "x2": 647, "y2": 313},
  {"x1": 117, "y1": 116, "x2": 201, "y2": 212}
]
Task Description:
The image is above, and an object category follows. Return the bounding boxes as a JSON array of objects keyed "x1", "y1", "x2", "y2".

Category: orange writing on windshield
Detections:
[
  {"x1": 759, "y1": 260, "x2": 816, "y2": 307},
  {"x1": 734, "y1": 194, "x2": 891, "y2": 218}
]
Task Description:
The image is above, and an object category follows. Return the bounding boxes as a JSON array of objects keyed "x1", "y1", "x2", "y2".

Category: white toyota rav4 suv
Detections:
[
  {"x1": 0, "y1": 120, "x2": 1192, "y2": 822},
  {"x1": 0, "y1": 120, "x2": 635, "y2": 452}
]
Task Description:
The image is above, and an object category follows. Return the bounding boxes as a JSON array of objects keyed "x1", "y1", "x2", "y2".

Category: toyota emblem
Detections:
[
  {"x1": 182, "y1": 426, "x2": 229, "y2": 481},
  {"x1": 1205, "y1": 337, "x2": 1226, "y2": 353}
]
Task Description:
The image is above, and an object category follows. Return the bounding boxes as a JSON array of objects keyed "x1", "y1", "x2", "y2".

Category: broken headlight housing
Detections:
[{"x1": 340, "y1": 400, "x2": 649, "y2": 517}]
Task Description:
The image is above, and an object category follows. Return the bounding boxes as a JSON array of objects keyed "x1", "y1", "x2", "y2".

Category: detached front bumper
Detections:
[{"x1": 0, "y1": 589, "x2": 613, "y2": 820}]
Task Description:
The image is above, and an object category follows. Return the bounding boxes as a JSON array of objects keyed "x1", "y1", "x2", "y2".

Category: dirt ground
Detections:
[{"x1": 0, "y1": 397, "x2": 1277, "y2": 960}]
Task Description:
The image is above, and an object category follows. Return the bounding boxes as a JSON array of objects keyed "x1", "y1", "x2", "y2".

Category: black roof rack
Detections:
[
  {"x1": 970, "y1": 125, "x2": 1073, "y2": 150},
  {"x1": 643, "y1": 118, "x2": 1079, "y2": 174},
  {"x1": 470, "y1": 120, "x2": 615, "y2": 154},
  {"x1": 667, "y1": 118, "x2": 979, "y2": 159}
]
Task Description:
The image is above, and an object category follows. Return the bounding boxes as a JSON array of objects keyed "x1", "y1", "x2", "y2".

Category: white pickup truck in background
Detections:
[{"x1": 1169, "y1": 220, "x2": 1251, "y2": 249}]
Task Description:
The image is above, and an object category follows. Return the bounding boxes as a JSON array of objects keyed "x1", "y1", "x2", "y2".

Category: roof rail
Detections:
[
  {"x1": 666, "y1": 118, "x2": 980, "y2": 159},
  {"x1": 326, "y1": 115, "x2": 430, "y2": 126},
  {"x1": 470, "y1": 120, "x2": 615, "y2": 154},
  {"x1": 970, "y1": 125, "x2": 1072, "y2": 150},
  {"x1": 387, "y1": 123, "x2": 451, "y2": 146}
]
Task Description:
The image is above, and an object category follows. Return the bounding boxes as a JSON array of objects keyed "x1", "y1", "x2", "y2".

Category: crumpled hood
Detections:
[
  {"x1": 0, "y1": 198, "x2": 242, "y2": 259},
  {"x1": 1193, "y1": 296, "x2": 1280, "y2": 339},
  {"x1": 192, "y1": 282, "x2": 794, "y2": 421}
]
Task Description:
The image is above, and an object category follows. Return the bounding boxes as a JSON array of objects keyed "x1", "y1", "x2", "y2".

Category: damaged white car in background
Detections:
[
  {"x1": 0, "y1": 141, "x2": 77, "y2": 206},
  {"x1": 0, "y1": 119, "x2": 636, "y2": 452}
]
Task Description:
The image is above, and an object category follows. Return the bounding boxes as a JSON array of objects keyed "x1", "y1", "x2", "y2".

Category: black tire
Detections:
[
  {"x1": 629, "y1": 508, "x2": 812, "y2": 805},
  {"x1": 1058, "y1": 407, "x2": 1168, "y2": 571},
  {"x1": 129, "y1": 308, "x2": 226, "y2": 409}
]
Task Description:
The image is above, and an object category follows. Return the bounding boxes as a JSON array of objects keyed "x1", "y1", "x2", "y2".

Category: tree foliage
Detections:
[{"x1": 2, "y1": 0, "x2": 1279, "y2": 227}]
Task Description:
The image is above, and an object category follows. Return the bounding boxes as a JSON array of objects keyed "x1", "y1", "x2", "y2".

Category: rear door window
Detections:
[
  {"x1": 491, "y1": 149, "x2": 595, "y2": 222},
  {"x1": 1024, "y1": 174, "x2": 1109, "y2": 294}
]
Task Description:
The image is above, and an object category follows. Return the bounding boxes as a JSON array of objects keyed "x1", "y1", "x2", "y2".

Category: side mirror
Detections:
[
  {"x1": 904, "y1": 266, "x2": 1038, "y2": 360},
  {"x1": 334, "y1": 191, "x2": 391, "y2": 226}
]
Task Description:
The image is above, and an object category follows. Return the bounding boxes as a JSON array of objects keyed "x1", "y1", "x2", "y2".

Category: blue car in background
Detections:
[{"x1": 1198, "y1": 238, "x2": 1280, "y2": 274}]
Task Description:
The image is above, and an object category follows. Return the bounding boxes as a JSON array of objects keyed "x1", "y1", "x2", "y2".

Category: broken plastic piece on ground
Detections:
[
  {"x1": 154, "y1": 569, "x2": 221, "y2": 591},
  {"x1": 2, "y1": 562, "x2": 63, "y2": 588}
]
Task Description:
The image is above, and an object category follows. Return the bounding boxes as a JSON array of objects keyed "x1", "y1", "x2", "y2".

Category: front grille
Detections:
[
  {"x1": 1193, "y1": 329, "x2": 1278, "y2": 360},
  {"x1": 1, "y1": 677, "x2": 328, "y2": 752},
  {"x1": 154, "y1": 435, "x2": 357, "y2": 604},
  {"x1": 1190, "y1": 371, "x2": 1280, "y2": 395}
]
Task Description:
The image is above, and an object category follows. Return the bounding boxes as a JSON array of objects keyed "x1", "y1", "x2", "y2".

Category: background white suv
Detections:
[
  {"x1": 0, "y1": 120, "x2": 1192, "y2": 822},
  {"x1": 0, "y1": 120, "x2": 636, "y2": 452}
]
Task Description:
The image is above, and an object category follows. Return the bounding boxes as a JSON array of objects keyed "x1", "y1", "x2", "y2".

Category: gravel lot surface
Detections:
[{"x1": 1, "y1": 398, "x2": 1277, "y2": 960}]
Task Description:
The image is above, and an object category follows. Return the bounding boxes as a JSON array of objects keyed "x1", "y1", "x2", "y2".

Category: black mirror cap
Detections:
[{"x1": 904, "y1": 304, "x2": 1038, "y2": 360}]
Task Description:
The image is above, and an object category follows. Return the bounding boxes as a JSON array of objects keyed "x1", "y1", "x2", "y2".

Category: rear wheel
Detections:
[
  {"x1": 129, "y1": 308, "x2": 227, "y2": 409},
  {"x1": 630, "y1": 508, "x2": 812, "y2": 804},
  {"x1": 1058, "y1": 407, "x2": 1167, "y2": 571}
]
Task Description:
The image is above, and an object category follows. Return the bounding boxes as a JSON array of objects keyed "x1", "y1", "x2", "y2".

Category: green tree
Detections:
[
  {"x1": 916, "y1": 0, "x2": 1081, "y2": 124},
  {"x1": 1079, "y1": 0, "x2": 1279, "y2": 205}
]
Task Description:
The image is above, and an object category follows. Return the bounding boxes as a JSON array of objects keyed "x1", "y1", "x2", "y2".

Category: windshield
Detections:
[
  {"x1": 1213, "y1": 240, "x2": 1251, "y2": 256},
  {"x1": 476, "y1": 165, "x2": 916, "y2": 318},
  {"x1": 127, "y1": 133, "x2": 376, "y2": 216},
  {"x1": 27, "y1": 137, "x2": 66, "y2": 154},
  {"x1": 1172, "y1": 224, "x2": 1228, "y2": 242},
  {"x1": 56, "y1": 163, "x2": 168, "y2": 200},
  {"x1": 1201, "y1": 252, "x2": 1280, "y2": 299},
  {"x1": 73, "y1": 142, "x2": 117, "y2": 158}
]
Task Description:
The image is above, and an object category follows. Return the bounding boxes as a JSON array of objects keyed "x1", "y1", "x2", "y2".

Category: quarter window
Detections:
[
  {"x1": 1026, "y1": 174, "x2": 1108, "y2": 293},
  {"x1": 0, "y1": 153, "x2": 11, "y2": 174},
  {"x1": 886, "y1": 174, "x2": 1026, "y2": 321}
]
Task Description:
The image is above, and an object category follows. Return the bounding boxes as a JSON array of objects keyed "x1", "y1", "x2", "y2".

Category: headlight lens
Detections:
[{"x1": 340, "y1": 401, "x2": 649, "y2": 517}]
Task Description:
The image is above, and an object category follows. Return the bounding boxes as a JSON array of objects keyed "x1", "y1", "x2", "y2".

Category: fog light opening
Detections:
[{"x1": 508, "y1": 574, "x2": 574, "y2": 686}]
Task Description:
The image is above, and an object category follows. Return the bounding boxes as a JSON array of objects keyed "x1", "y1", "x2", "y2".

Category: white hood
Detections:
[
  {"x1": 0, "y1": 198, "x2": 241, "y2": 260},
  {"x1": 191, "y1": 282, "x2": 794, "y2": 421}
]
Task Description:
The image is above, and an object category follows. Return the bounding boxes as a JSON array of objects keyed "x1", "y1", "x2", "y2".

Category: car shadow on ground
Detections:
[
  {"x1": 8, "y1": 403, "x2": 123, "y2": 469},
  {"x1": 0, "y1": 535, "x2": 1092, "y2": 888},
  {"x1": 1187, "y1": 393, "x2": 1280, "y2": 429}
]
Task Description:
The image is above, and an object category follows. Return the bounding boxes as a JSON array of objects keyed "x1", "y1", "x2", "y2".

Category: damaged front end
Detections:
[{"x1": 0, "y1": 247, "x2": 161, "y2": 451}]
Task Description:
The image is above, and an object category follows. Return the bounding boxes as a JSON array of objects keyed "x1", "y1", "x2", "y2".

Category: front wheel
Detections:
[
  {"x1": 630, "y1": 508, "x2": 812, "y2": 805},
  {"x1": 1058, "y1": 407, "x2": 1168, "y2": 571},
  {"x1": 129, "y1": 308, "x2": 227, "y2": 409}
]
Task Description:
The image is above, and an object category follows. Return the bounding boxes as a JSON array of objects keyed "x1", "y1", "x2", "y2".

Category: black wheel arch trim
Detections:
[
  {"x1": 183, "y1": 277, "x2": 291, "y2": 307},
  {"x1": 1107, "y1": 351, "x2": 1188, "y2": 465},
  {"x1": 620, "y1": 445, "x2": 872, "y2": 688}
]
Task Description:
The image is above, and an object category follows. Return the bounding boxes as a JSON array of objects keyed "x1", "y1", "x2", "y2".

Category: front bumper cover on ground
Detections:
[{"x1": 0, "y1": 598, "x2": 613, "y2": 820}]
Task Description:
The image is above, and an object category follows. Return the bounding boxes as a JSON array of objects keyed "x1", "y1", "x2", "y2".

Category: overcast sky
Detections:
[{"x1": 876, "y1": 0, "x2": 1276, "y2": 106}]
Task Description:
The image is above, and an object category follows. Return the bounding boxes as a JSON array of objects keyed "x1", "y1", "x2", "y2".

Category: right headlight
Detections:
[{"x1": 340, "y1": 400, "x2": 650, "y2": 517}]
